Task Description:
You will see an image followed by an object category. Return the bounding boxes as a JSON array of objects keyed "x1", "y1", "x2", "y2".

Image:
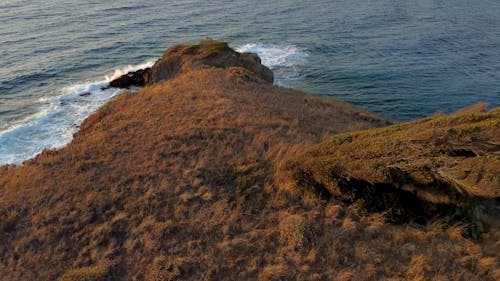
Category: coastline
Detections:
[{"x1": 0, "y1": 41, "x2": 498, "y2": 280}]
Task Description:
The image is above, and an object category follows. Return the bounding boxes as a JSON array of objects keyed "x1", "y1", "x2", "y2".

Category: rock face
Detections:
[
  {"x1": 109, "y1": 68, "x2": 151, "y2": 88},
  {"x1": 110, "y1": 39, "x2": 273, "y2": 88}
]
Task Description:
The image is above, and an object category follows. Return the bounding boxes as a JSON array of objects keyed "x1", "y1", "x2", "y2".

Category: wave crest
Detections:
[
  {"x1": 234, "y1": 43, "x2": 308, "y2": 69},
  {"x1": 0, "y1": 60, "x2": 155, "y2": 165}
]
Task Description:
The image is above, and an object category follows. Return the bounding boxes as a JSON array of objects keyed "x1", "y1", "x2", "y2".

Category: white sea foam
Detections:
[
  {"x1": 0, "y1": 60, "x2": 155, "y2": 165},
  {"x1": 235, "y1": 43, "x2": 308, "y2": 68},
  {"x1": 234, "y1": 43, "x2": 308, "y2": 85},
  {"x1": 105, "y1": 60, "x2": 156, "y2": 82}
]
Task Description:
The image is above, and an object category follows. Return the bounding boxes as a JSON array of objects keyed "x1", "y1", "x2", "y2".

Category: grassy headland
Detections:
[{"x1": 0, "y1": 41, "x2": 498, "y2": 280}]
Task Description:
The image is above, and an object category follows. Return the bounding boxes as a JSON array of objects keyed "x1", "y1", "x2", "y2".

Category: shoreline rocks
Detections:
[{"x1": 109, "y1": 68, "x2": 151, "y2": 88}]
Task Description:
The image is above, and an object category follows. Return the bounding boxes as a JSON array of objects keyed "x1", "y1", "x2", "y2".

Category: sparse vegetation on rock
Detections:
[
  {"x1": 109, "y1": 39, "x2": 273, "y2": 88},
  {"x1": 287, "y1": 103, "x2": 500, "y2": 238}
]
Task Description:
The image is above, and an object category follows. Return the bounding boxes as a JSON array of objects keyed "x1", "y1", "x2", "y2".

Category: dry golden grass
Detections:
[
  {"x1": 144, "y1": 256, "x2": 182, "y2": 281},
  {"x1": 0, "y1": 67, "x2": 385, "y2": 280},
  {"x1": 290, "y1": 105, "x2": 499, "y2": 201},
  {"x1": 406, "y1": 255, "x2": 429, "y2": 281},
  {"x1": 257, "y1": 263, "x2": 290, "y2": 281},
  {"x1": 59, "y1": 260, "x2": 112, "y2": 281},
  {"x1": 279, "y1": 213, "x2": 309, "y2": 250},
  {"x1": 147, "y1": 39, "x2": 274, "y2": 85},
  {"x1": 286, "y1": 103, "x2": 499, "y2": 238},
  {"x1": 0, "y1": 65, "x2": 498, "y2": 280}
]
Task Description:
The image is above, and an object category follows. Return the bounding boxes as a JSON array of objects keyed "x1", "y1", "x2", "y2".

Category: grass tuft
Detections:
[
  {"x1": 59, "y1": 260, "x2": 112, "y2": 281},
  {"x1": 279, "y1": 214, "x2": 309, "y2": 250}
]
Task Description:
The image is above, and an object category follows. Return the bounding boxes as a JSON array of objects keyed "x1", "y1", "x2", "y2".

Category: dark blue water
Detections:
[{"x1": 1, "y1": 0, "x2": 499, "y2": 164}]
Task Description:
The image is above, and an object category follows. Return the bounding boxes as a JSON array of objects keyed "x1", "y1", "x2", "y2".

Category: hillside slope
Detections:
[
  {"x1": 287, "y1": 104, "x2": 500, "y2": 236},
  {"x1": 0, "y1": 42, "x2": 499, "y2": 280}
]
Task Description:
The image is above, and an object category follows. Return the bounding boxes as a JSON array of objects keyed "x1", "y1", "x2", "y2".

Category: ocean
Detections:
[{"x1": 1, "y1": 0, "x2": 499, "y2": 165}]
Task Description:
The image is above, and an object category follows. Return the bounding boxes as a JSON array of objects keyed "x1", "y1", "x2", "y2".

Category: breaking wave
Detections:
[{"x1": 0, "y1": 60, "x2": 155, "y2": 165}]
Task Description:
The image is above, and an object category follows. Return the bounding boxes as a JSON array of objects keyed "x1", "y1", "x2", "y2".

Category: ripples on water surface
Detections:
[{"x1": 0, "y1": 0, "x2": 499, "y2": 164}]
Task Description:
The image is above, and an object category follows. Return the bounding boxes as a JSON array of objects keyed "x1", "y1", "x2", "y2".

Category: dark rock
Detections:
[
  {"x1": 79, "y1": 91, "x2": 91, "y2": 97},
  {"x1": 109, "y1": 68, "x2": 151, "y2": 88},
  {"x1": 445, "y1": 147, "x2": 478, "y2": 157}
]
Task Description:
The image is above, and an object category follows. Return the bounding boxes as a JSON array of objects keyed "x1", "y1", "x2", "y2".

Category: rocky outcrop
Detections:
[
  {"x1": 109, "y1": 39, "x2": 273, "y2": 88},
  {"x1": 109, "y1": 68, "x2": 151, "y2": 88}
]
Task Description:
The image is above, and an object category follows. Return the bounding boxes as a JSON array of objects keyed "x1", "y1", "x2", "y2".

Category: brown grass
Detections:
[
  {"x1": 59, "y1": 260, "x2": 112, "y2": 281},
  {"x1": 289, "y1": 105, "x2": 499, "y2": 199},
  {"x1": 0, "y1": 66, "x2": 498, "y2": 280},
  {"x1": 279, "y1": 213, "x2": 309, "y2": 250},
  {"x1": 286, "y1": 103, "x2": 499, "y2": 237},
  {"x1": 144, "y1": 256, "x2": 182, "y2": 281}
]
